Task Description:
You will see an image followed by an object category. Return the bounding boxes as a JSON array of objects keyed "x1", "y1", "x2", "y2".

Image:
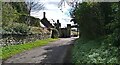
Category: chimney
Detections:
[
  {"x1": 43, "y1": 12, "x2": 46, "y2": 18},
  {"x1": 57, "y1": 20, "x2": 59, "y2": 23}
]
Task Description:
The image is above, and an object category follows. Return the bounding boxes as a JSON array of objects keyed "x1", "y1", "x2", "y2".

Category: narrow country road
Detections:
[{"x1": 3, "y1": 37, "x2": 77, "y2": 64}]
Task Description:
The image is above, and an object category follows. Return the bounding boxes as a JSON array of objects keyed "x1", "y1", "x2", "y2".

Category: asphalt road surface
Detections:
[{"x1": 3, "y1": 37, "x2": 77, "y2": 64}]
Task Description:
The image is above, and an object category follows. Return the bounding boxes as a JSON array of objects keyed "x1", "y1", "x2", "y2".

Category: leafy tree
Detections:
[
  {"x1": 71, "y1": 2, "x2": 104, "y2": 39},
  {"x1": 104, "y1": 2, "x2": 120, "y2": 47},
  {"x1": 10, "y1": 2, "x2": 29, "y2": 15},
  {"x1": 70, "y1": 2, "x2": 120, "y2": 46},
  {"x1": 2, "y1": 2, "x2": 43, "y2": 34},
  {"x1": 2, "y1": 2, "x2": 19, "y2": 27}
]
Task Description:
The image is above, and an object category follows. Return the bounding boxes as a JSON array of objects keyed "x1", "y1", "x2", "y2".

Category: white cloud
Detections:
[{"x1": 31, "y1": 0, "x2": 74, "y2": 28}]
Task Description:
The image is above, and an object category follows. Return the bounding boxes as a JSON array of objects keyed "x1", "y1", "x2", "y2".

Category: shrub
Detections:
[
  {"x1": 72, "y1": 39, "x2": 120, "y2": 64},
  {"x1": 3, "y1": 23, "x2": 30, "y2": 34},
  {"x1": 51, "y1": 28, "x2": 59, "y2": 38}
]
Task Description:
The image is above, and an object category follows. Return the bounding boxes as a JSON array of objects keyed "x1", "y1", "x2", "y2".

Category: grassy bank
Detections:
[
  {"x1": 72, "y1": 38, "x2": 120, "y2": 64},
  {"x1": 0, "y1": 38, "x2": 58, "y2": 60}
]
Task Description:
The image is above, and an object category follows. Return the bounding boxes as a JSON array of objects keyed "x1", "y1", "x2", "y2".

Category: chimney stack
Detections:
[
  {"x1": 57, "y1": 20, "x2": 59, "y2": 23},
  {"x1": 43, "y1": 12, "x2": 46, "y2": 18}
]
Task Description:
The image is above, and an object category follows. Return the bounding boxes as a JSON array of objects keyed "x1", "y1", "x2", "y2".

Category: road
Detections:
[{"x1": 3, "y1": 37, "x2": 77, "y2": 64}]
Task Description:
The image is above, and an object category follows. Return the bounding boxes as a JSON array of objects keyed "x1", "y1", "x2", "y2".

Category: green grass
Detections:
[{"x1": 0, "y1": 38, "x2": 58, "y2": 60}]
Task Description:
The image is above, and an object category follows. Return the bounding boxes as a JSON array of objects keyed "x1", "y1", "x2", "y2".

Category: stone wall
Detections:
[{"x1": 0, "y1": 33, "x2": 51, "y2": 47}]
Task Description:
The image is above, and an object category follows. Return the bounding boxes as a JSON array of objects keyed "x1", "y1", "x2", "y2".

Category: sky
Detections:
[{"x1": 30, "y1": 0, "x2": 75, "y2": 28}]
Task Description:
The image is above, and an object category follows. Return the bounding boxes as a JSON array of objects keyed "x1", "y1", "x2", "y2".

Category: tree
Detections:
[
  {"x1": 58, "y1": 0, "x2": 79, "y2": 12},
  {"x1": 70, "y1": 2, "x2": 120, "y2": 46},
  {"x1": 70, "y1": 2, "x2": 104, "y2": 39},
  {"x1": 2, "y1": 2, "x2": 19, "y2": 28},
  {"x1": 104, "y1": 2, "x2": 120, "y2": 47},
  {"x1": 26, "y1": 0, "x2": 45, "y2": 26}
]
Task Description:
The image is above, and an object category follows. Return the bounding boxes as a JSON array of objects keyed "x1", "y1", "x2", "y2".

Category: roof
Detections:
[{"x1": 41, "y1": 18, "x2": 53, "y2": 28}]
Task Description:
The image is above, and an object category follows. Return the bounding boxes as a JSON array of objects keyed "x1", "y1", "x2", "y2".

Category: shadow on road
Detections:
[
  {"x1": 41, "y1": 44, "x2": 69, "y2": 63},
  {"x1": 40, "y1": 39, "x2": 76, "y2": 64}
]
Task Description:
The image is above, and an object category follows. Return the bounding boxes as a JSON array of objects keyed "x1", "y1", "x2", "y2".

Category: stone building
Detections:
[
  {"x1": 40, "y1": 12, "x2": 72, "y2": 38},
  {"x1": 59, "y1": 24, "x2": 71, "y2": 38}
]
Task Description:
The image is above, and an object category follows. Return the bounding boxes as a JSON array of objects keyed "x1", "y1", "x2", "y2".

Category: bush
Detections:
[
  {"x1": 3, "y1": 23, "x2": 30, "y2": 34},
  {"x1": 51, "y1": 28, "x2": 59, "y2": 38},
  {"x1": 72, "y1": 38, "x2": 120, "y2": 64}
]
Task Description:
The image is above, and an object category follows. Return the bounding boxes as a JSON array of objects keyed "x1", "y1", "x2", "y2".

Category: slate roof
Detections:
[{"x1": 40, "y1": 12, "x2": 53, "y2": 28}]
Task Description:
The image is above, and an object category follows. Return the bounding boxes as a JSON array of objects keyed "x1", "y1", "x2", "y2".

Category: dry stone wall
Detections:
[{"x1": 0, "y1": 33, "x2": 51, "y2": 47}]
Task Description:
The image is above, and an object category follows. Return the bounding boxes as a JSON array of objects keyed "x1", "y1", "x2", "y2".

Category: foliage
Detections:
[
  {"x1": 2, "y1": 2, "x2": 30, "y2": 34},
  {"x1": 18, "y1": 15, "x2": 41, "y2": 27},
  {"x1": 72, "y1": 38, "x2": 120, "y2": 64},
  {"x1": 104, "y1": 2, "x2": 120, "y2": 47},
  {"x1": 29, "y1": 16, "x2": 41, "y2": 27},
  {"x1": 3, "y1": 23, "x2": 30, "y2": 34},
  {"x1": 1, "y1": 38, "x2": 58, "y2": 60},
  {"x1": 71, "y1": 2, "x2": 104, "y2": 39},
  {"x1": 70, "y1": 2, "x2": 120, "y2": 64},
  {"x1": 71, "y1": 2, "x2": 120, "y2": 39},
  {"x1": 51, "y1": 28, "x2": 59, "y2": 38},
  {"x1": 10, "y1": 2, "x2": 29, "y2": 15},
  {"x1": 29, "y1": 27, "x2": 50, "y2": 34},
  {"x1": 2, "y1": 2, "x2": 43, "y2": 34},
  {"x1": 2, "y1": 2, "x2": 20, "y2": 27},
  {"x1": 70, "y1": 2, "x2": 120, "y2": 45}
]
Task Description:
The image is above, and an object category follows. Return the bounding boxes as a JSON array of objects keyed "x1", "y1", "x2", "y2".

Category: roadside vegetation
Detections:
[
  {"x1": 2, "y1": 2, "x2": 43, "y2": 34},
  {"x1": 70, "y1": 2, "x2": 120, "y2": 64},
  {"x1": 1, "y1": 38, "x2": 58, "y2": 60},
  {"x1": 72, "y1": 38, "x2": 119, "y2": 64}
]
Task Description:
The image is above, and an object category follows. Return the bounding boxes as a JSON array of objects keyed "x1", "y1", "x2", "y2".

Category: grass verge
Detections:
[
  {"x1": 72, "y1": 38, "x2": 120, "y2": 64},
  {"x1": 0, "y1": 38, "x2": 58, "y2": 60}
]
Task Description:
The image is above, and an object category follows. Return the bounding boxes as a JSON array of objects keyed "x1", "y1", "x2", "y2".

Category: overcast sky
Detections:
[{"x1": 30, "y1": 0, "x2": 75, "y2": 28}]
